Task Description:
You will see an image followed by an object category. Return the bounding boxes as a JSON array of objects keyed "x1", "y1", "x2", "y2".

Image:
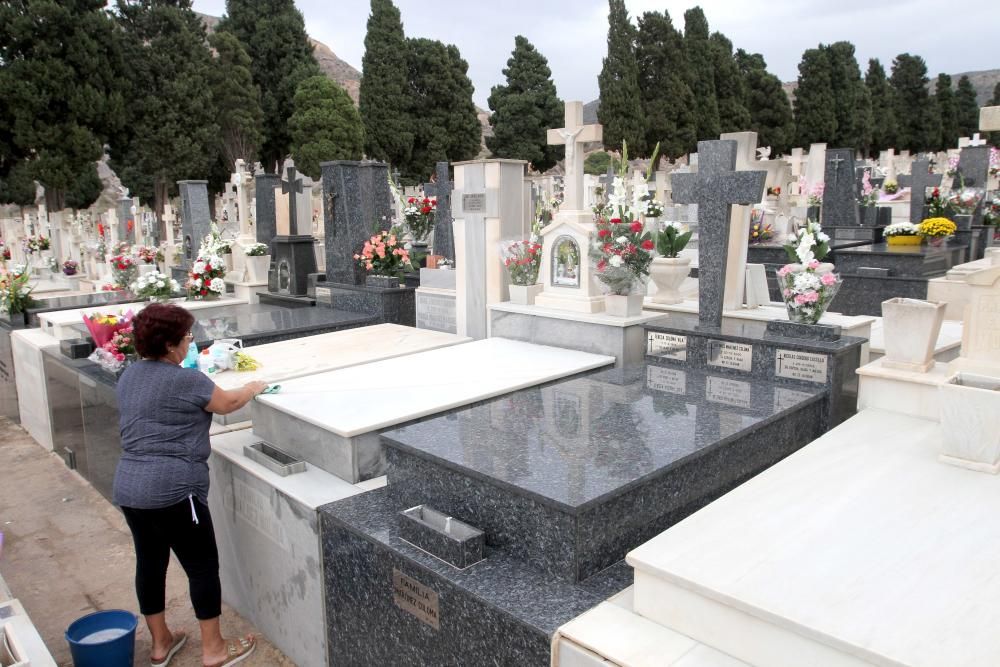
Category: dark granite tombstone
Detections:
[
  {"x1": 952, "y1": 145, "x2": 990, "y2": 189},
  {"x1": 320, "y1": 160, "x2": 393, "y2": 285},
  {"x1": 268, "y1": 163, "x2": 317, "y2": 297},
  {"x1": 422, "y1": 162, "x2": 454, "y2": 262},
  {"x1": 254, "y1": 173, "x2": 280, "y2": 251},
  {"x1": 670, "y1": 140, "x2": 767, "y2": 329},
  {"x1": 820, "y1": 149, "x2": 858, "y2": 227},
  {"x1": 116, "y1": 196, "x2": 136, "y2": 245},
  {"x1": 897, "y1": 158, "x2": 942, "y2": 224},
  {"x1": 599, "y1": 164, "x2": 616, "y2": 196},
  {"x1": 177, "y1": 180, "x2": 212, "y2": 268}
]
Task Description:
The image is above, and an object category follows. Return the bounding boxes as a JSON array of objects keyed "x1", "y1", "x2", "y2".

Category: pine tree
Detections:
[
  {"x1": 736, "y1": 50, "x2": 795, "y2": 155},
  {"x1": 865, "y1": 59, "x2": 897, "y2": 152},
  {"x1": 794, "y1": 47, "x2": 837, "y2": 146},
  {"x1": 359, "y1": 0, "x2": 411, "y2": 167},
  {"x1": 219, "y1": 0, "x2": 320, "y2": 172},
  {"x1": 486, "y1": 36, "x2": 563, "y2": 172},
  {"x1": 635, "y1": 11, "x2": 695, "y2": 159},
  {"x1": 955, "y1": 75, "x2": 980, "y2": 139},
  {"x1": 683, "y1": 7, "x2": 719, "y2": 144},
  {"x1": 289, "y1": 76, "x2": 363, "y2": 179},
  {"x1": 404, "y1": 38, "x2": 481, "y2": 181},
  {"x1": 111, "y1": 0, "x2": 219, "y2": 218},
  {"x1": 597, "y1": 0, "x2": 645, "y2": 154},
  {"x1": 934, "y1": 73, "x2": 958, "y2": 151},
  {"x1": 825, "y1": 42, "x2": 869, "y2": 149},
  {"x1": 208, "y1": 31, "x2": 264, "y2": 169},
  {"x1": 0, "y1": 0, "x2": 124, "y2": 210},
  {"x1": 889, "y1": 53, "x2": 937, "y2": 151},
  {"x1": 710, "y1": 33, "x2": 750, "y2": 133}
]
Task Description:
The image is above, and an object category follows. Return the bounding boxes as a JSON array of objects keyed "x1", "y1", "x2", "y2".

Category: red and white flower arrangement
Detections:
[
  {"x1": 990, "y1": 147, "x2": 999, "y2": 176},
  {"x1": 500, "y1": 238, "x2": 543, "y2": 286},
  {"x1": 188, "y1": 254, "x2": 227, "y2": 300},
  {"x1": 946, "y1": 187, "x2": 985, "y2": 215},
  {"x1": 108, "y1": 254, "x2": 137, "y2": 290},
  {"x1": 403, "y1": 196, "x2": 437, "y2": 244},
  {"x1": 776, "y1": 220, "x2": 840, "y2": 325},
  {"x1": 354, "y1": 228, "x2": 412, "y2": 276},
  {"x1": 135, "y1": 245, "x2": 159, "y2": 264}
]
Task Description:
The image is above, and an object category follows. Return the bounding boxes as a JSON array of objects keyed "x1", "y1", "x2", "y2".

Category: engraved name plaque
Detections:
[
  {"x1": 461, "y1": 193, "x2": 486, "y2": 213},
  {"x1": 646, "y1": 365, "x2": 686, "y2": 395},
  {"x1": 775, "y1": 350, "x2": 828, "y2": 384},
  {"x1": 647, "y1": 332, "x2": 687, "y2": 361},
  {"x1": 707, "y1": 340, "x2": 753, "y2": 372},
  {"x1": 392, "y1": 568, "x2": 440, "y2": 630},
  {"x1": 705, "y1": 375, "x2": 752, "y2": 408}
]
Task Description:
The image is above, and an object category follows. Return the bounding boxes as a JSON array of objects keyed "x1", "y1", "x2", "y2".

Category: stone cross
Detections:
[
  {"x1": 898, "y1": 158, "x2": 942, "y2": 224},
  {"x1": 787, "y1": 147, "x2": 806, "y2": 178},
  {"x1": 281, "y1": 163, "x2": 305, "y2": 235},
  {"x1": 546, "y1": 101, "x2": 602, "y2": 211},
  {"x1": 598, "y1": 165, "x2": 615, "y2": 197},
  {"x1": 672, "y1": 140, "x2": 766, "y2": 329},
  {"x1": 422, "y1": 161, "x2": 455, "y2": 261}
]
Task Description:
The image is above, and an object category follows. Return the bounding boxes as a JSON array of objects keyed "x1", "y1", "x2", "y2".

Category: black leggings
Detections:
[{"x1": 121, "y1": 497, "x2": 222, "y2": 620}]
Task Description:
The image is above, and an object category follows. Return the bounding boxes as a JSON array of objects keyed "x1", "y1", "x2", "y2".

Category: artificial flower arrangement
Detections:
[
  {"x1": 437, "y1": 258, "x2": 454, "y2": 269},
  {"x1": 926, "y1": 187, "x2": 949, "y2": 218},
  {"x1": 108, "y1": 254, "x2": 137, "y2": 290},
  {"x1": 884, "y1": 222, "x2": 922, "y2": 246},
  {"x1": 200, "y1": 224, "x2": 232, "y2": 257},
  {"x1": 590, "y1": 142, "x2": 657, "y2": 296},
  {"x1": 883, "y1": 180, "x2": 899, "y2": 195},
  {"x1": 766, "y1": 186, "x2": 782, "y2": 197},
  {"x1": 856, "y1": 170, "x2": 879, "y2": 208},
  {"x1": 89, "y1": 320, "x2": 137, "y2": 374},
  {"x1": 798, "y1": 178, "x2": 824, "y2": 207},
  {"x1": 946, "y1": 188, "x2": 985, "y2": 215},
  {"x1": 918, "y1": 217, "x2": 957, "y2": 239},
  {"x1": 135, "y1": 245, "x2": 160, "y2": 265},
  {"x1": 354, "y1": 228, "x2": 413, "y2": 277},
  {"x1": 776, "y1": 220, "x2": 840, "y2": 325},
  {"x1": 536, "y1": 197, "x2": 555, "y2": 226},
  {"x1": 984, "y1": 194, "x2": 1000, "y2": 227},
  {"x1": 403, "y1": 196, "x2": 437, "y2": 244},
  {"x1": 0, "y1": 240, "x2": 10, "y2": 261},
  {"x1": 641, "y1": 195, "x2": 664, "y2": 218},
  {"x1": 92, "y1": 239, "x2": 107, "y2": 263},
  {"x1": 22, "y1": 235, "x2": 49, "y2": 255},
  {"x1": 749, "y1": 220, "x2": 774, "y2": 244},
  {"x1": 188, "y1": 254, "x2": 227, "y2": 300},
  {"x1": 0, "y1": 266, "x2": 35, "y2": 318},
  {"x1": 110, "y1": 241, "x2": 130, "y2": 257},
  {"x1": 990, "y1": 147, "x2": 999, "y2": 176},
  {"x1": 945, "y1": 155, "x2": 959, "y2": 178},
  {"x1": 656, "y1": 221, "x2": 692, "y2": 258},
  {"x1": 62, "y1": 260, "x2": 79, "y2": 276},
  {"x1": 130, "y1": 271, "x2": 180, "y2": 302},
  {"x1": 244, "y1": 242, "x2": 269, "y2": 256},
  {"x1": 500, "y1": 238, "x2": 543, "y2": 286}
]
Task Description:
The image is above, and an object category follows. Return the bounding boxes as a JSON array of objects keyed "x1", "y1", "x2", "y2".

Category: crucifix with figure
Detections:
[
  {"x1": 672, "y1": 140, "x2": 767, "y2": 330},
  {"x1": 546, "y1": 101, "x2": 602, "y2": 212},
  {"x1": 282, "y1": 164, "x2": 304, "y2": 235}
]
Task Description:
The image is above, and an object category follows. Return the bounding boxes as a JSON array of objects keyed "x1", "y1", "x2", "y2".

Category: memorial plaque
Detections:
[
  {"x1": 461, "y1": 193, "x2": 486, "y2": 213},
  {"x1": 646, "y1": 365, "x2": 686, "y2": 395},
  {"x1": 647, "y1": 332, "x2": 687, "y2": 361},
  {"x1": 705, "y1": 375, "x2": 752, "y2": 408},
  {"x1": 392, "y1": 568, "x2": 440, "y2": 630},
  {"x1": 230, "y1": 478, "x2": 289, "y2": 550},
  {"x1": 416, "y1": 291, "x2": 457, "y2": 334},
  {"x1": 706, "y1": 340, "x2": 753, "y2": 372},
  {"x1": 775, "y1": 349, "x2": 828, "y2": 384},
  {"x1": 315, "y1": 287, "x2": 332, "y2": 302},
  {"x1": 775, "y1": 387, "x2": 815, "y2": 413}
]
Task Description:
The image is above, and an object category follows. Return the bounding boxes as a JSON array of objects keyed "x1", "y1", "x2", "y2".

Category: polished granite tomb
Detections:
[{"x1": 319, "y1": 364, "x2": 826, "y2": 665}]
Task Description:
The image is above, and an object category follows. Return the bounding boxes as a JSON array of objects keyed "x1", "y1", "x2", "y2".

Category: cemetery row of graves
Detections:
[{"x1": 0, "y1": 102, "x2": 998, "y2": 667}]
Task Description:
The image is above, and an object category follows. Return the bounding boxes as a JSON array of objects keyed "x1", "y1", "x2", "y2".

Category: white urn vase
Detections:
[
  {"x1": 938, "y1": 373, "x2": 1000, "y2": 474},
  {"x1": 649, "y1": 257, "x2": 691, "y2": 304},
  {"x1": 880, "y1": 298, "x2": 946, "y2": 373},
  {"x1": 245, "y1": 255, "x2": 271, "y2": 283},
  {"x1": 138, "y1": 263, "x2": 157, "y2": 277},
  {"x1": 604, "y1": 293, "x2": 644, "y2": 317},
  {"x1": 508, "y1": 283, "x2": 542, "y2": 306}
]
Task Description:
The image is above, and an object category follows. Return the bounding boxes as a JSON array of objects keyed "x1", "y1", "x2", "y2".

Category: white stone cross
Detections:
[
  {"x1": 969, "y1": 133, "x2": 987, "y2": 147},
  {"x1": 547, "y1": 101, "x2": 602, "y2": 212}
]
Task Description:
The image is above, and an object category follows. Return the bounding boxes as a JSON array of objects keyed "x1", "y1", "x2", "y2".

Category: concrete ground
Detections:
[{"x1": 0, "y1": 417, "x2": 294, "y2": 666}]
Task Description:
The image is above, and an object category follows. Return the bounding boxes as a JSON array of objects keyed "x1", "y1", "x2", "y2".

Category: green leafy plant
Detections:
[
  {"x1": 0, "y1": 267, "x2": 35, "y2": 316},
  {"x1": 655, "y1": 222, "x2": 692, "y2": 258}
]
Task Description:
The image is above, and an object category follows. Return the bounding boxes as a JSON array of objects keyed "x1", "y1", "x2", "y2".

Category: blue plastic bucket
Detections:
[{"x1": 65, "y1": 609, "x2": 138, "y2": 667}]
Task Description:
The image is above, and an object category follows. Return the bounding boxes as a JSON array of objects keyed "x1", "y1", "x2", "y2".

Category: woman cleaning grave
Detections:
[{"x1": 112, "y1": 303, "x2": 268, "y2": 667}]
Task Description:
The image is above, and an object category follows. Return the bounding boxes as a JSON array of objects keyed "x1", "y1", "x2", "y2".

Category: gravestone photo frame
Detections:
[{"x1": 552, "y1": 236, "x2": 581, "y2": 288}]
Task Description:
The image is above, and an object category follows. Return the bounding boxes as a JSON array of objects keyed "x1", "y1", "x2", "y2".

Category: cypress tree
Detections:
[
  {"x1": 635, "y1": 11, "x2": 696, "y2": 159},
  {"x1": 989, "y1": 82, "x2": 1000, "y2": 147},
  {"x1": 825, "y1": 41, "x2": 868, "y2": 149},
  {"x1": 955, "y1": 75, "x2": 980, "y2": 138},
  {"x1": 683, "y1": 7, "x2": 719, "y2": 144},
  {"x1": 219, "y1": 0, "x2": 321, "y2": 172},
  {"x1": 794, "y1": 47, "x2": 837, "y2": 146},
  {"x1": 486, "y1": 36, "x2": 563, "y2": 172},
  {"x1": 111, "y1": 0, "x2": 219, "y2": 218},
  {"x1": 710, "y1": 32, "x2": 750, "y2": 133},
  {"x1": 359, "y1": 0, "x2": 411, "y2": 167},
  {"x1": 736, "y1": 50, "x2": 795, "y2": 155},
  {"x1": 934, "y1": 73, "x2": 958, "y2": 150},
  {"x1": 208, "y1": 31, "x2": 264, "y2": 169},
  {"x1": 597, "y1": 0, "x2": 646, "y2": 154},
  {"x1": 289, "y1": 76, "x2": 363, "y2": 179},
  {"x1": 865, "y1": 59, "x2": 897, "y2": 152},
  {"x1": 889, "y1": 53, "x2": 937, "y2": 151},
  {"x1": 0, "y1": 0, "x2": 124, "y2": 210},
  {"x1": 404, "y1": 38, "x2": 480, "y2": 181}
]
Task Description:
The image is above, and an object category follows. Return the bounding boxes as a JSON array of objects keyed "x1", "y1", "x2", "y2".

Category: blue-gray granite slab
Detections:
[{"x1": 832, "y1": 242, "x2": 966, "y2": 278}]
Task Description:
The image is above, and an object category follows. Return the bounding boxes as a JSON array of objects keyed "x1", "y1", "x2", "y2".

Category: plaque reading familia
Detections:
[
  {"x1": 392, "y1": 568, "x2": 440, "y2": 630},
  {"x1": 707, "y1": 340, "x2": 753, "y2": 372},
  {"x1": 647, "y1": 332, "x2": 687, "y2": 361},
  {"x1": 461, "y1": 193, "x2": 486, "y2": 213},
  {"x1": 775, "y1": 349, "x2": 828, "y2": 384},
  {"x1": 646, "y1": 365, "x2": 686, "y2": 395},
  {"x1": 705, "y1": 375, "x2": 752, "y2": 408}
]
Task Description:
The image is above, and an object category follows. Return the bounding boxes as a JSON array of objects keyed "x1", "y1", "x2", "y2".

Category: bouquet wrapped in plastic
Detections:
[{"x1": 82, "y1": 311, "x2": 134, "y2": 348}]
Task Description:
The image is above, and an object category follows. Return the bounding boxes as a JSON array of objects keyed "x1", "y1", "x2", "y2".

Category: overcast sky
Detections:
[{"x1": 192, "y1": 0, "x2": 999, "y2": 108}]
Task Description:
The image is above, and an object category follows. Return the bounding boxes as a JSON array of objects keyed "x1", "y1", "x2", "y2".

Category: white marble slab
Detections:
[
  {"x1": 0, "y1": 600, "x2": 58, "y2": 667},
  {"x1": 628, "y1": 408, "x2": 1000, "y2": 667},
  {"x1": 255, "y1": 338, "x2": 614, "y2": 438},
  {"x1": 37, "y1": 296, "x2": 247, "y2": 340},
  {"x1": 11, "y1": 328, "x2": 60, "y2": 451},
  {"x1": 210, "y1": 324, "x2": 469, "y2": 391},
  {"x1": 867, "y1": 317, "x2": 962, "y2": 360},
  {"x1": 857, "y1": 357, "x2": 951, "y2": 419},
  {"x1": 489, "y1": 302, "x2": 663, "y2": 328}
]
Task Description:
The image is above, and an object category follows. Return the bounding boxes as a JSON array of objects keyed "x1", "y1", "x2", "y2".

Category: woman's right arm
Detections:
[{"x1": 204, "y1": 381, "x2": 269, "y2": 415}]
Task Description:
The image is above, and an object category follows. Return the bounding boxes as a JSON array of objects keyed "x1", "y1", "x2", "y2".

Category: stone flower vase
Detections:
[
  {"x1": 365, "y1": 275, "x2": 400, "y2": 289},
  {"x1": 880, "y1": 298, "x2": 946, "y2": 373},
  {"x1": 938, "y1": 373, "x2": 1000, "y2": 474},
  {"x1": 245, "y1": 255, "x2": 270, "y2": 283},
  {"x1": 604, "y1": 293, "x2": 644, "y2": 317},
  {"x1": 649, "y1": 257, "x2": 691, "y2": 304},
  {"x1": 508, "y1": 284, "x2": 542, "y2": 306}
]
